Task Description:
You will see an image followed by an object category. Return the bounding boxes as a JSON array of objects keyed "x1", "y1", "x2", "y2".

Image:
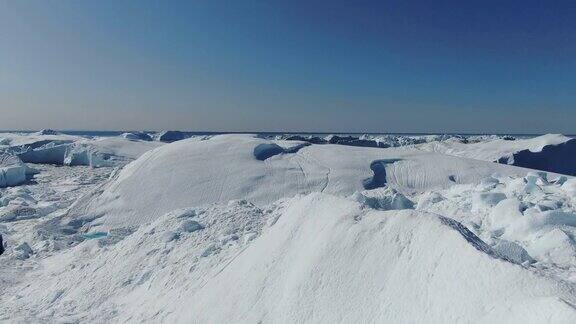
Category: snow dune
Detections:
[
  {"x1": 68, "y1": 134, "x2": 533, "y2": 231},
  {"x1": 174, "y1": 194, "x2": 576, "y2": 323},
  {"x1": 4, "y1": 193, "x2": 576, "y2": 323},
  {"x1": 417, "y1": 134, "x2": 576, "y2": 175}
]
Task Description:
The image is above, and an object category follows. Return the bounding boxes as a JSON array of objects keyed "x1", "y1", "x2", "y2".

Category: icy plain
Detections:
[{"x1": 1, "y1": 131, "x2": 576, "y2": 323}]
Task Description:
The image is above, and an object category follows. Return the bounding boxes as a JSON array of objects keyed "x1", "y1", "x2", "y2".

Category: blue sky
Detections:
[{"x1": 0, "y1": 0, "x2": 574, "y2": 133}]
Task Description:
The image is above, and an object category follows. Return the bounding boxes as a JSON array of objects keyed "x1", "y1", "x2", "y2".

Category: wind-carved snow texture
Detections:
[
  {"x1": 416, "y1": 134, "x2": 576, "y2": 177},
  {"x1": 253, "y1": 142, "x2": 310, "y2": 160},
  {"x1": 363, "y1": 159, "x2": 401, "y2": 189},
  {"x1": 498, "y1": 138, "x2": 576, "y2": 176},
  {"x1": 3, "y1": 132, "x2": 576, "y2": 323}
]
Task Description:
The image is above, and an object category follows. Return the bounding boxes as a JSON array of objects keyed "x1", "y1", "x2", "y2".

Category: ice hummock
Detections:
[{"x1": 0, "y1": 153, "x2": 29, "y2": 188}]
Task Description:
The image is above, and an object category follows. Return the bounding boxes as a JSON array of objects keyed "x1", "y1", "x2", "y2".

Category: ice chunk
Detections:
[
  {"x1": 179, "y1": 220, "x2": 204, "y2": 233},
  {"x1": 14, "y1": 242, "x2": 33, "y2": 259},
  {"x1": 64, "y1": 144, "x2": 113, "y2": 168},
  {"x1": 416, "y1": 192, "x2": 445, "y2": 210},
  {"x1": 18, "y1": 144, "x2": 69, "y2": 165},
  {"x1": 561, "y1": 178, "x2": 576, "y2": 197},
  {"x1": 492, "y1": 240, "x2": 534, "y2": 264},
  {"x1": 0, "y1": 153, "x2": 28, "y2": 188},
  {"x1": 472, "y1": 192, "x2": 507, "y2": 210},
  {"x1": 35, "y1": 129, "x2": 61, "y2": 135},
  {"x1": 488, "y1": 198, "x2": 524, "y2": 232},
  {"x1": 526, "y1": 229, "x2": 576, "y2": 266},
  {"x1": 352, "y1": 187, "x2": 414, "y2": 210},
  {"x1": 121, "y1": 132, "x2": 153, "y2": 141}
]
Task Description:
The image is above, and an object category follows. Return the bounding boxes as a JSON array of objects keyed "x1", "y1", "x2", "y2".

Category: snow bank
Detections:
[
  {"x1": 67, "y1": 135, "x2": 530, "y2": 231},
  {"x1": 418, "y1": 134, "x2": 576, "y2": 176},
  {"x1": 498, "y1": 138, "x2": 576, "y2": 176},
  {"x1": 169, "y1": 194, "x2": 576, "y2": 323},
  {"x1": 4, "y1": 193, "x2": 576, "y2": 323}
]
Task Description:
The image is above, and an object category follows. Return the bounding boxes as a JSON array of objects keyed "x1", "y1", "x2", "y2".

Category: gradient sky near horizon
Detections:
[{"x1": 1, "y1": 0, "x2": 575, "y2": 133}]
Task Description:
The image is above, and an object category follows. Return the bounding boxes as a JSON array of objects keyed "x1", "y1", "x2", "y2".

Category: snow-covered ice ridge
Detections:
[{"x1": 2, "y1": 131, "x2": 576, "y2": 323}]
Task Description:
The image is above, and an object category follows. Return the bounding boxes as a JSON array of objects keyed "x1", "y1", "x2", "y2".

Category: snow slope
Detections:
[
  {"x1": 3, "y1": 193, "x2": 576, "y2": 323},
  {"x1": 174, "y1": 194, "x2": 576, "y2": 324},
  {"x1": 497, "y1": 138, "x2": 576, "y2": 176},
  {"x1": 417, "y1": 134, "x2": 576, "y2": 175},
  {"x1": 3, "y1": 132, "x2": 576, "y2": 323},
  {"x1": 67, "y1": 134, "x2": 537, "y2": 231},
  {"x1": 416, "y1": 134, "x2": 571, "y2": 161}
]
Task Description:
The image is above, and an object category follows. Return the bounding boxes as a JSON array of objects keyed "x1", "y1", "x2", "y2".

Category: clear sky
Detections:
[{"x1": 1, "y1": 0, "x2": 574, "y2": 133}]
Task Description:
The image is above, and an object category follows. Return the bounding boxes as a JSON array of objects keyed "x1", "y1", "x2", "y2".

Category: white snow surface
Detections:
[
  {"x1": 2, "y1": 132, "x2": 576, "y2": 323},
  {"x1": 69, "y1": 134, "x2": 540, "y2": 231},
  {"x1": 416, "y1": 133, "x2": 572, "y2": 162}
]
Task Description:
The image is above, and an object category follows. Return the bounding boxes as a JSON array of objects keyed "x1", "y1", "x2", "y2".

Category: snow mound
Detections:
[
  {"x1": 172, "y1": 194, "x2": 576, "y2": 323},
  {"x1": 417, "y1": 134, "x2": 575, "y2": 176},
  {"x1": 4, "y1": 193, "x2": 576, "y2": 323},
  {"x1": 0, "y1": 198, "x2": 273, "y2": 322},
  {"x1": 498, "y1": 138, "x2": 576, "y2": 176},
  {"x1": 68, "y1": 135, "x2": 531, "y2": 231},
  {"x1": 0, "y1": 153, "x2": 28, "y2": 188}
]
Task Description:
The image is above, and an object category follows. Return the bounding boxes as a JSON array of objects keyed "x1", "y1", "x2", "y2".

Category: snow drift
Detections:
[
  {"x1": 66, "y1": 135, "x2": 533, "y2": 231},
  {"x1": 498, "y1": 138, "x2": 576, "y2": 176},
  {"x1": 418, "y1": 134, "x2": 576, "y2": 176},
  {"x1": 4, "y1": 194, "x2": 576, "y2": 323},
  {"x1": 173, "y1": 194, "x2": 576, "y2": 323}
]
